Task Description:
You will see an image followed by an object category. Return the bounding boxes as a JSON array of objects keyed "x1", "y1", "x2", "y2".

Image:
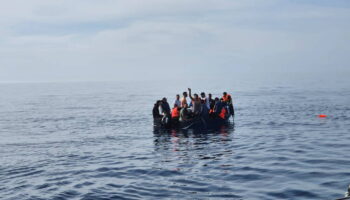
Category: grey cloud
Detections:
[{"x1": 0, "y1": 0, "x2": 349, "y2": 83}]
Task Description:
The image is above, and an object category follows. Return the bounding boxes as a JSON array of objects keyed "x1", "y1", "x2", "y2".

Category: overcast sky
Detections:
[{"x1": 0, "y1": 0, "x2": 349, "y2": 83}]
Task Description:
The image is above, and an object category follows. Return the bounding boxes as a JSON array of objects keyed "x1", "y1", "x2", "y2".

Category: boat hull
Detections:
[{"x1": 153, "y1": 115, "x2": 231, "y2": 129}]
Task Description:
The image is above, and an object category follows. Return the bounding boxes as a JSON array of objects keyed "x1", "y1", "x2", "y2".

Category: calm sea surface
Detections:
[{"x1": 0, "y1": 81, "x2": 349, "y2": 200}]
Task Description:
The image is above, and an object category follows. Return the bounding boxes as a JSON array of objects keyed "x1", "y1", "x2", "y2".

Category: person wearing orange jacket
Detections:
[
  {"x1": 219, "y1": 106, "x2": 227, "y2": 119},
  {"x1": 171, "y1": 104, "x2": 180, "y2": 120},
  {"x1": 222, "y1": 92, "x2": 234, "y2": 116},
  {"x1": 222, "y1": 92, "x2": 231, "y2": 102}
]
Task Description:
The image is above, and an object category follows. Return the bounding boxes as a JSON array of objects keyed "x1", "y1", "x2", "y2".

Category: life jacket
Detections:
[
  {"x1": 219, "y1": 107, "x2": 227, "y2": 119},
  {"x1": 171, "y1": 108, "x2": 180, "y2": 118},
  {"x1": 222, "y1": 94, "x2": 231, "y2": 102}
]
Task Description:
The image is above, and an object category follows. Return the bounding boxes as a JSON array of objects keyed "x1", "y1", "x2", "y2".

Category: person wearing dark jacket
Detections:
[
  {"x1": 201, "y1": 100, "x2": 209, "y2": 120},
  {"x1": 153, "y1": 100, "x2": 162, "y2": 118},
  {"x1": 161, "y1": 97, "x2": 171, "y2": 115},
  {"x1": 223, "y1": 92, "x2": 234, "y2": 116},
  {"x1": 208, "y1": 93, "x2": 215, "y2": 110},
  {"x1": 214, "y1": 98, "x2": 224, "y2": 115}
]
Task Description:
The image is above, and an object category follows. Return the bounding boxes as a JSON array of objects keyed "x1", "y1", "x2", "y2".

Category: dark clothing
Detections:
[
  {"x1": 214, "y1": 101, "x2": 225, "y2": 114},
  {"x1": 209, "y1": 99, "x2": 215, "y2": 110},
  {"x1": 153, "y1": 105, "x2": 161, "y2": 118},
  {"x1": 161, "y1": 102, "x2": 171, "y2": 115},
  {"x1": 229, "y1": 104, "x2": 234, "y2": 116},
  {"x1": 180, "y1": 108, "x2": 189, "y2": 121},
  {"x1": 201, "y1": 104, "x2": 209, "y2": 120}
]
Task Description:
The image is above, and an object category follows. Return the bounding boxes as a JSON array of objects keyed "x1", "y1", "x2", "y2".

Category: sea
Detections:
[{"x1": 0, "y1": 80, "x2": 349, "y2": 200}]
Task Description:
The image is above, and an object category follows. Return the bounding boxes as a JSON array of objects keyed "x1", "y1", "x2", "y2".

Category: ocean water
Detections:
[{"x1": 0, "y1": 81, "x2": 349, "y2": 200}]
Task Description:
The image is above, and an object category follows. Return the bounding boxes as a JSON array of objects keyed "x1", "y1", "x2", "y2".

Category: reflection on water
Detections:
[
  {"x1": 153, "y1": 122, "x2": 235, "y2": 143},
  {"x1": 153, "y1": 121, "x2": 235, "y2": 136},
  {"x1": 153, "y1": 122, "x2": 235, "y2": 167}
]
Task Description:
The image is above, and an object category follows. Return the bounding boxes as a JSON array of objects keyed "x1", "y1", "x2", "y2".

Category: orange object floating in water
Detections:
[{"x1": 318, "y1": 114, "x2": 327, "y2": 118}]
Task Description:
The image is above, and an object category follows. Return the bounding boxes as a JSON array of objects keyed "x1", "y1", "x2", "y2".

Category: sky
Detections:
[{"x1": 0, "y1": 0, "x2": 349, "y2": 83}]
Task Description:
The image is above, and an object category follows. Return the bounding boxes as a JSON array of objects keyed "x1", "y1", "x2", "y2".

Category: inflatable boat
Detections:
[{"x1": 153, "y1": 114, "x2": 231, "y2": 129}]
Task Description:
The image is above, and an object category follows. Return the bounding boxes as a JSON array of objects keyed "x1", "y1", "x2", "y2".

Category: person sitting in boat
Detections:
[
  {"x1": 173, "y1": 94, "x2": 181, "y2": 108},
  {"x1": 179, "y1": 103, "x2": 190, "y2": 122},
  {"x1": 152, "y1": 100, "x2": 162, "y2": 118},
  {"x1": 216, "y1": 98, "x2": 229, "y2": 119},
  {"x1": 222, "y1": 92, "x2": 234, "y2": 116},
  {"x1": 188, "y1": 88, "x2": 202, "y2": 116},
  {"x1": 200, "y1": 92, "x2": 210, "y2": 109},
  {"x1": 214, "y1": 98, "x2": 224, "y2": 116},
  {"x1": 171, "y1": 104, "x2": 180, "y2": 120},
  {"x1": 219, "y1": 105, "x2": 228, "y2": 119}
]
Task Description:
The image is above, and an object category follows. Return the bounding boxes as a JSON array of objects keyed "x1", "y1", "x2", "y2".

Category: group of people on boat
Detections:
[{"x1": 153, "y1": 88, "x2": 234, "y2": 123}]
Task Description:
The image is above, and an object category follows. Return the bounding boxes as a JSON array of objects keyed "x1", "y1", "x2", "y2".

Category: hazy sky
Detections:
[{"x1": 0, "y1": 0, "x2": 349, "y2": 83}]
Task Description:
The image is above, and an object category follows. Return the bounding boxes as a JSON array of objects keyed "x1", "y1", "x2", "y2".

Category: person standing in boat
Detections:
[
  {"x1": 208, "y1": 93, "x2": 215, "y2": 111},
  {"x1": 208, "y1": 93, "x2": 214, "y2": 104},
  {"x1": 181, "y1": 92, "x2": 188, "y2": 108},
  {"x1": 159, "y1": 97, "x2": 171, "y2": 125},
  {"x1": 188, "y1": 88, "x2": 202, "y2": 116},
  {"x1": 214, "y1": 98, "x2": 223, "y2": 115},
  {"x1": 173, "y1": 94, "x2": 181, "y2": 108},
  {"x1": 215, "y1": 98, "x2": 228, "y2": 119},
  {"x1": 160, "y1": 97, "x2": 171, "y2": 116},
  {"x1": 201, "y1": 99, "x2": 209, "y2": 120},
  {"x1": 200, "y1": 92, "x2": 210, "y2": 109},
  {"x1": 223, "y1": 92, "x2": 234, "y2": 116},
  {"x1": 152, "y1": 100, "x2": 162, "y2": 118},
  {"x1": 208, "y1": 94, "x2": 216, "y2": 117},
  {"x1": 171, "y1": 104, "x2": 180, "y2": 120}
]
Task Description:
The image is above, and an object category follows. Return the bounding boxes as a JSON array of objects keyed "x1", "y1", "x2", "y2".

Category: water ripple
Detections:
[{"x1": 0, "y1": 83, "x2": 349, "y2": 200}]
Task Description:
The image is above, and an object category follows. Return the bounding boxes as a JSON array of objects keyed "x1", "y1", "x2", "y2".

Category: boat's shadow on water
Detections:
[
  {"x1": 152, "y1": 121, "x2": 236, "y2": 171},
  {"x1": 153, "y1": 121, "x2": 235, "y2": 148},
  {"x1": 153, "y1": 120, "x2": 235, "y2": 136}
]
